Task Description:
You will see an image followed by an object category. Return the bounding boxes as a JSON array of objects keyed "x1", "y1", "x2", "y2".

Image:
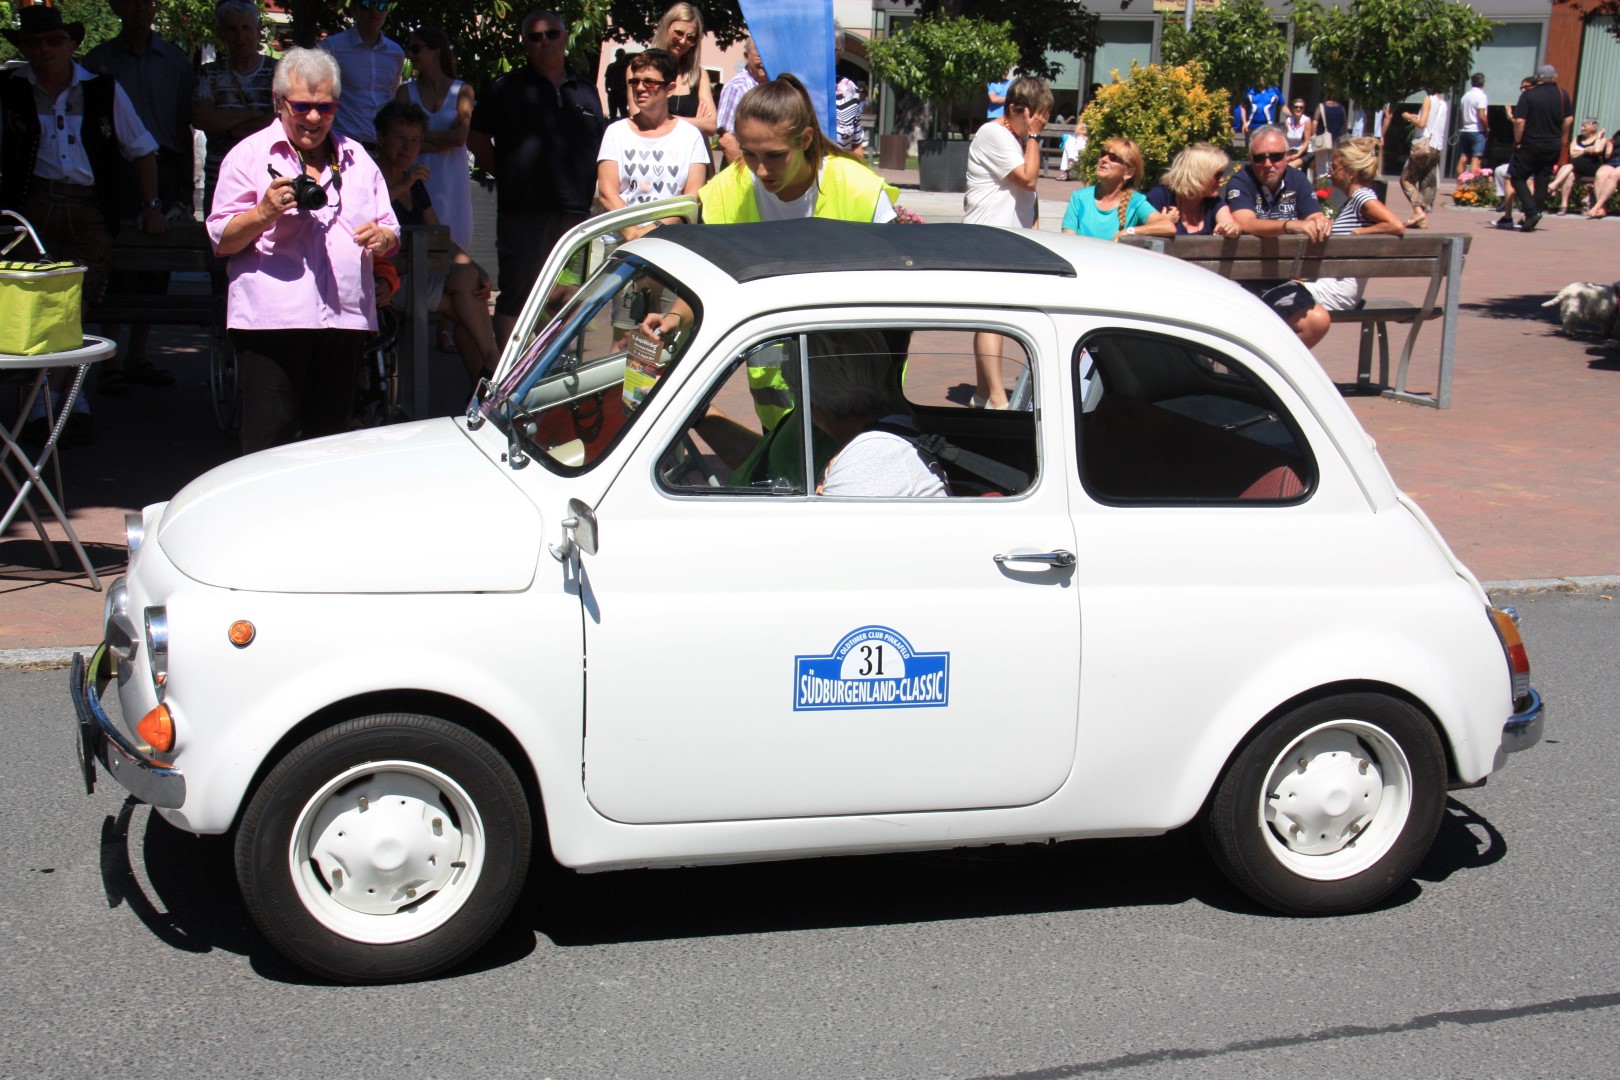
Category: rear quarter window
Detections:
[{"x1": 1074, "y1": 331, "x2": 1316, "y2": 505}]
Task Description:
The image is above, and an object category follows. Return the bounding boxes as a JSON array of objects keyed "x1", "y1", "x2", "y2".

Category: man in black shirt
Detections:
[
  {"x1": 1500, "y1": 64, "x2": 1572, "y2": 232},
  {"x1": 468, "y1": 9, "x2": 605, "y2": 348}
]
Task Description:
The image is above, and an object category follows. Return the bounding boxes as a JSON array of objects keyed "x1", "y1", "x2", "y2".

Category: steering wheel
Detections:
[{"x1": 664, "y1": 432, "x2": 723, "y2": 488}]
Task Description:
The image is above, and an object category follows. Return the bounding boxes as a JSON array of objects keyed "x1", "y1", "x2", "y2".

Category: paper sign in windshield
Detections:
[{"x1": 794, "y1": 625, "x2": 950, "y2": 711}]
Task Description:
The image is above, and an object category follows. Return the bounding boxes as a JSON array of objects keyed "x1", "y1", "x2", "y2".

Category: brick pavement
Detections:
[{"x1": 3, "y1": 179, "x2": 1616, "y2": 652}]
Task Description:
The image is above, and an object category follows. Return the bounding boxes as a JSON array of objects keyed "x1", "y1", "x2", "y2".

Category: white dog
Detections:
[{"x1": 1542, "y1": 281, "x2": 1618, "y2": 336}]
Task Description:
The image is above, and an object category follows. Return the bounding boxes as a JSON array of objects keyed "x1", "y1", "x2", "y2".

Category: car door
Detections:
[{"x1": 577, "y1": 311, "x2": 1082, "y2": 824}]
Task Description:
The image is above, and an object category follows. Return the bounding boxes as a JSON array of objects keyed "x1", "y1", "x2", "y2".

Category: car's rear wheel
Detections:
[
  {"x1": 235, "y1": 713, "x2": 531, "y2": 983},
  {"x1": 1202, "y1": 693, "x2": 1446, "y2": 915}
]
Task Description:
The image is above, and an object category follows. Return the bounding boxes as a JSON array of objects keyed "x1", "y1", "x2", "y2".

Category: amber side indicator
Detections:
[
  {"x1": 228, "y1": 621, "x2": 256, "y2": 647},
  {"x1": 137, "y1": 704, "x2": 174, "y2": 753},
  {"x1": 1488, "y1": 607, "x2": 1531, "y2": 701}
]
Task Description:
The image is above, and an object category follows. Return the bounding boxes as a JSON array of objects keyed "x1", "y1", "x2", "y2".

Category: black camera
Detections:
[{"x1": 288, "y1": 173, "x2": 328, "y2": 211}]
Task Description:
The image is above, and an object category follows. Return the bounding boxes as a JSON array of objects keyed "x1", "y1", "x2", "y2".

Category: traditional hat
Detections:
[{"x1": 3, "y1": 5, "x2": 87, "y2": 49}]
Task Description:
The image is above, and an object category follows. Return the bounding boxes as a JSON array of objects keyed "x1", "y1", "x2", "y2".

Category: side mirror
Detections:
[
  {"x1": 550, "y1": 497, "x2": 599, "y2": 560},
  {"x1": 567, "y1": 497, "x2": 598, "y2": 556}
]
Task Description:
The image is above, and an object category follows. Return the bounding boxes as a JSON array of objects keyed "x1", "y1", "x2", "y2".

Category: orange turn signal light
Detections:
[
  {"x1": 137, "y1": 704, "x2": 174, "y2": 753},
  {"x1": 228, "y1": 620, "x2": 256, "y2": 647}
]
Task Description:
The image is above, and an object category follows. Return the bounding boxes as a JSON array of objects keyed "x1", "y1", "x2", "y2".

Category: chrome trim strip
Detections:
[
  {"x1": 70, "y1": 646, "x2": 186, "y2": 808},
  {"x1": 1502, "y1": 686, "x2": 1544, "y2": 754}
]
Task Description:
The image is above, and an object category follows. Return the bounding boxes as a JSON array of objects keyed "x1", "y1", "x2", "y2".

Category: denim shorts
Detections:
[{"x1": 1458, "y1": 131, "x2": 1486, "y2": 158}]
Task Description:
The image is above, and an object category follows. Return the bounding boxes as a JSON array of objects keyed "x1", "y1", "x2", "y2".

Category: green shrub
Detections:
[
  {"x1": 868, "y1": 14, "x2": 1020, "y2": 138},
  {"x1": 1076, "y1": 60, "x2": 1233, "y2": 188}
]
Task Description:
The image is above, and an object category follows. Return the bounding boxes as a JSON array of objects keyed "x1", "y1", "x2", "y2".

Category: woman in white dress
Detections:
[{"x1": 395, "y1": 27, "x2": 474, "y2": 250}]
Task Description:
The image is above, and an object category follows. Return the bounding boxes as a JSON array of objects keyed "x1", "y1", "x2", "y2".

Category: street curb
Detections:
[{"x1": 5, "y1": 576, "x2": 1614, "y2": 672}]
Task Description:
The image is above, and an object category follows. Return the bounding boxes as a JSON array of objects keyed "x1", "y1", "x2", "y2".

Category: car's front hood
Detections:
[{"x1": 157, "y1": 420, "x2": 540, "y2": 593}]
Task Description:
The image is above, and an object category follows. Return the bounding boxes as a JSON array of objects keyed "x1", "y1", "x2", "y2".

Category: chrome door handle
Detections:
[{"x1": 994, "y1": 550, "x2": 1076, "y2": 567}]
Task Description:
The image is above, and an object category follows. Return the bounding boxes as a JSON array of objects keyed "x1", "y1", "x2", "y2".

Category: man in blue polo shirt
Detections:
[{"x1": 1225, "y1": 125, "x2": 1333, "y2": 346}]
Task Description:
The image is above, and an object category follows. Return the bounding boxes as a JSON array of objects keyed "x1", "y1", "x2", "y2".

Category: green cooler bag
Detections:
[{"x1": 0, "y1": 260, "x2": 85, "y2": 356}]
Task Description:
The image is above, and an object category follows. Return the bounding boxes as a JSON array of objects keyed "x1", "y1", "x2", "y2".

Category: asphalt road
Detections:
[{"x1": 2, "y1": 589, "x2": 1616, "y2": 1079}]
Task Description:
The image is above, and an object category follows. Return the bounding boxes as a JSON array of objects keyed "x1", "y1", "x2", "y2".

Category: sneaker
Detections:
[
  {"x1": 1520, "y1": 212, "x2": 1541, "y2": 232},
  {"x1": 1493, "y1": 215, "x2": 1517, "y2": 228}
]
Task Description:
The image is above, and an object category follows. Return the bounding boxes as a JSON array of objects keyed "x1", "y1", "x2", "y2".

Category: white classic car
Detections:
[{"x1": 72, "y1": 199, "x2": 1543, "y2": 983}]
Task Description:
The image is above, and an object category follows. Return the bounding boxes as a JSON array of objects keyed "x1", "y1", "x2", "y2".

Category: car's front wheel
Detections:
[
  {"x1": 1202, "y1": 693, "x2": 1446, "y2": 915},
  {"x1": 235, "y1": 713, "x2": 532, "y2": 983}
]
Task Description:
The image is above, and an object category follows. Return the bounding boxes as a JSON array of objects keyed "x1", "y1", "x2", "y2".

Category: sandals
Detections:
[{"x1": 125, "y1": 358, "x2": 175, "y2": 386}]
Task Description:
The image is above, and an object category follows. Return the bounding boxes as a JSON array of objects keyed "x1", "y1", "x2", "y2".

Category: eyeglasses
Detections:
[
  {"x1": 1098, "y1": 151, "x2": 1124, "y2": 165},
  {"x1": 408, "y1": 42, "x2": 427, "y2": 53},
  {"x1": 526, "y1": 27, "x2": 563, "y2": 42},
  {"x1": 626, "y1": 77, "x2": 667, "y2": 90},
  {"x1": 669, "y1": 28, "x2": 699, "y2": 42},
  {"x1": 356, "y1": 0, "x2": 391, "y2": 11},
  {"x1": 284, "y1": 99, "x2": 338, "y2": 116},
  {"x1": 1250, "y1": 151, "x2": 1288, "y2": 164},
  {"x1": 20, "y1": 33, "x2": 72, "y2": 48}
]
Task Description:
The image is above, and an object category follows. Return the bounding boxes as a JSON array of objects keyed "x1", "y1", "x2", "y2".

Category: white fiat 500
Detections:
[{"x1": 72, "y1": 200, "x2": 1543, "y2": 983}]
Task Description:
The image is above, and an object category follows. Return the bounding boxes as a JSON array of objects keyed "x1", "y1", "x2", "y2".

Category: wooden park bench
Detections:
[{"x1": 1117, "y1": 232, "x2": 1471, "y2": 409}]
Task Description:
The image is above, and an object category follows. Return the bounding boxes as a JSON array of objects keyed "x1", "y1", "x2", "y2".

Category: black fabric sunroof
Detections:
[{"x1": 652, "y1": 220, "x2": 1075, "y2": 282}]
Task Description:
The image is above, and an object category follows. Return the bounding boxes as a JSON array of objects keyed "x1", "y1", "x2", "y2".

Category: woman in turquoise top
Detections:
[{"x1": 1061, "y1": 138, "x2": 1167, "y2": 240}]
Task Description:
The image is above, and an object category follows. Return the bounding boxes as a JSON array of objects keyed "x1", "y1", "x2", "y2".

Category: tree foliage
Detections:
[
  {"x1": 1077, "y1": 60, "x2": 1232, "y2": 188},
  {"x1": 1554, "y1": 0, "x2": 1620, "y2": 41},
  {"x1": 1293, "y1": 0, "x2": 1497, "y2": 110},
  {"x1": 915, "y1": 0, "x2": 1098, "y2": 82},
  {"x1": 867, "y1": 14, "x2": 1018, "y2": 138},
  {"x1": 1160, "y1": 0, "x2": 1287, "y2": 103}
]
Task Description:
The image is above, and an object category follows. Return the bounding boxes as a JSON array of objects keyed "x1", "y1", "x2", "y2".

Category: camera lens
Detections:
[{"x1": 291, "y1": 175, "x2": 327, "y2": 211}]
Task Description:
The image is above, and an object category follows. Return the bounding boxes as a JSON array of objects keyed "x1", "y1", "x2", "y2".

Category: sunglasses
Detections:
[
  {"x1": 626, "y1": 77, "x2": 668, "y2": 90},
  {"x1": 669, "y1": 29, "x2": 699, "y2": 42},
  {"x1": 408, "y1": 42, "x2": 429, "y2": 53},
  {"x1": 1098, "y1": 150, "x2": 1125, "y2": 165},
  {"x1": 526, "y1": 27, "x2": 564, "y2": 42},
  {"x1": 21, "y1": 33, "x2": 73, "y2": 48},
  {"x1": 356, "y1": 0, "x2": 391, "y2": 11},
  {"x1": 284, "y1": 99, "x2": 338, "y2": 116},
  {"x1": 1250, "y1": 151, "x2": 1288, "y2": 164}
]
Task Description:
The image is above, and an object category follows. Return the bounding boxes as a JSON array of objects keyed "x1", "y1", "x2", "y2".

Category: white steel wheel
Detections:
[
  {"x1": 1202, "y1": 693, "x2": 1447, "y2": 916},
  {"x1": 236, "y1": 714, "x2": 531, "y2": 983},
  {"x1": 289, "y1": 761, "x2": 485, "y2": 941}
]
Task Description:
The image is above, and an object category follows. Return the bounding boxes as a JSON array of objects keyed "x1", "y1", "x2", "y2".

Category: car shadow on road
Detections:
[{"x1": 102, "y1": 793, "x2": 1509, "y2": 983}]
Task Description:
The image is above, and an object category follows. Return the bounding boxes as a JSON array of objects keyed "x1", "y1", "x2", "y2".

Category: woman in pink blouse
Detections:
[{"x1": 207, "y1": 47, "x2": 399, "y2": 454}]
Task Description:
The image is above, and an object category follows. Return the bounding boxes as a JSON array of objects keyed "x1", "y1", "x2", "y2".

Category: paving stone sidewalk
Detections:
[{"x1": 4, "y1": 179, "x2": 1616, "y2": 653}]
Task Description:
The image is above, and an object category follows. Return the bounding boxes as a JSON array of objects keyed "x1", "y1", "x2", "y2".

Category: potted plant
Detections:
[{"x1": 868, "y1": 14, "x2": 1019, "y2": 193}]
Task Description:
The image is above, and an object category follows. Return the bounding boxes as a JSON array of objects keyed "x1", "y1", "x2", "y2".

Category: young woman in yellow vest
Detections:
[{"x1": 641, "y1": 74, "x2": 901, "y2": 429}]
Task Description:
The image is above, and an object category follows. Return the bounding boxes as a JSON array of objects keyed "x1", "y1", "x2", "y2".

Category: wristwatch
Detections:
[
  {"x1": 1125, "y1": 226, "x2": 1136, "y2": 236},
  {"x1": 142, "y1": 197, "x2": 163, "y2": 210}
]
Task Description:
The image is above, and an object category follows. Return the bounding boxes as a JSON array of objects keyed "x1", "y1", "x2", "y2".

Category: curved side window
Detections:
[{"x1": 1074, "y1": 331, "x2": 1315, "y2": 505}]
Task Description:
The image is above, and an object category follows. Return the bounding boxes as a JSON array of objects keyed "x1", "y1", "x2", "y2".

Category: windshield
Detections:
[{"x1": 480, "y1": 255, "x2": 700, "y2": 473}]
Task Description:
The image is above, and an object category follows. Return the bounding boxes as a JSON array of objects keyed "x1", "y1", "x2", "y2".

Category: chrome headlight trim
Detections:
[
  {"x1": 124, "y1": 512, "x2": 145, "y2": 557},
  {"x1": 144, "y1": 606, "x2": 169, "y2": 697},
  {"x1": 104, "y1": 579, "x2": 137, "y2": 663}
]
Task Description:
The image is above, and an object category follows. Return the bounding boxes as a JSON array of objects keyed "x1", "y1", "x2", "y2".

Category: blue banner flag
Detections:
[{"x1": 737, "y1": 0, "x2": 836, "y2": 136}]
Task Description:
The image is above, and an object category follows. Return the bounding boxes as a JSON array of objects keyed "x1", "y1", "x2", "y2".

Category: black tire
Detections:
[
  {"x1": 209, "y1": 320, "x2": 240, "y2": 432},
  {"x1": 1201, "y1": 693, "x2": 1446, "y2": 915},
  {"x1": 235, "y1": 713, "x2": 532, "y2": 983}
]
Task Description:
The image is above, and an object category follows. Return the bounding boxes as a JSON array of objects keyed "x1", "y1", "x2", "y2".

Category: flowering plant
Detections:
[
  {"x1": 892, "y1": 205, "x2": 926, "y2": 224},
  {"x1": 1450, "y1": 168, "x2": 1501, "y2": 209}
]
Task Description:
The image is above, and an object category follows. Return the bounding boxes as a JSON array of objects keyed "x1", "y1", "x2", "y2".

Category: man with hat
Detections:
[
  {"x1": 1, "y1": 3, "x2": 167, "y2": 442},
  {"x1": 1, "y1": 4, "x2": 168, "y2": 301},
  {"x1": 1499, "y1": 63, "x2": 1573, "y2": 232}
]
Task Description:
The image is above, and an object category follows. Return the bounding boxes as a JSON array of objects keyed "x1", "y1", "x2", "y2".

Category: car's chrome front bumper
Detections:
[
  {"x1": 70, "y1": 643, "x2": 186, "y2": 808},
  {"x1": 1502, "y1": 686, "x2": 1544, "y2": 754}
]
